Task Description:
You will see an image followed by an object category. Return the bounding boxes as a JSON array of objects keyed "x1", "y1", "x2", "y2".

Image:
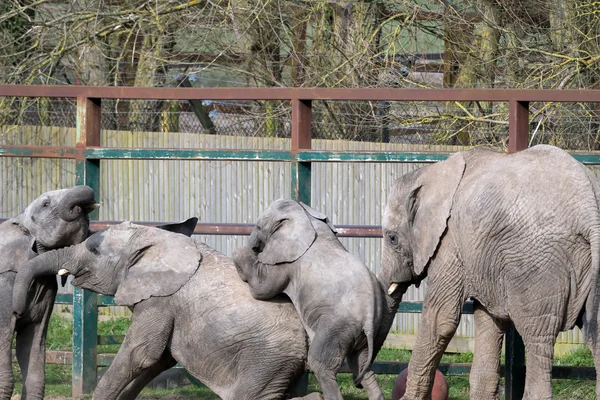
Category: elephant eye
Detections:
[
  {"x1": 386, "y1": 232, "x2": 399, "y2": 246},
  {"x1": 42, "y1": 199, "x2": 50, "y2": 208}
]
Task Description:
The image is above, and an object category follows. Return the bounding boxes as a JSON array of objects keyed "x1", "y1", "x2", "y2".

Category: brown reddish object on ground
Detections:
[{"x1": 392, "y1": 368, "x2": 449, "y2": 400}]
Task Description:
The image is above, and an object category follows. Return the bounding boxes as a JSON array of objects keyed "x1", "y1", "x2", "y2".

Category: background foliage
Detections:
[{"x1": 1, "y1": 0, "x2": 599, "y2": 148}]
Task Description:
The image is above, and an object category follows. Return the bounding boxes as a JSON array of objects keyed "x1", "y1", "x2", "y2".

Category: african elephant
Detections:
[
  {"x1": 379, "y1": 144, "x2": 600, "y2": 399},
  {"x1": 233, "y1": 199, "x2": 388, "y2": 400},
  {"x1": 13, "y1": 218, "x2": 321, "y2": 400},
  {"x1": 0, "y1": 186, "x2": 97, "y2": 400}
]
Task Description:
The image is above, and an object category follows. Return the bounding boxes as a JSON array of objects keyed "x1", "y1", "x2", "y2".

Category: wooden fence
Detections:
[{"x1": 2, "y1": 85, "x2": 600, "y2": 399}]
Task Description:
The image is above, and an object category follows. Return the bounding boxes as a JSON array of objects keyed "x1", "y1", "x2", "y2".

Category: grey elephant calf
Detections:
[
  {"x1": 0, "y1": 186, "x2": 97, "y2": 400},
  {"x1": 13, "y1": 218, "x2": 322, "y2": 400},
  {"x1": 233, "y1": 200, "x2": 387, "y2": 400},
  {"x1": 379, "y1": 144, "x2": 600, "y2": 399}
]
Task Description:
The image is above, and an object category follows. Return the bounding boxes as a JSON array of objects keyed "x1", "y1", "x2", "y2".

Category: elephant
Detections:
[
  {"x1": 233, "y1": 199, "x2": 389, "y2": 400},
  {"x1": 0, "y1": 185, "x2": 97, "y2": 400},
  {"x1": 378, "y1": 144, "x2": 600, "y2": 399},
  {"x1": 12, "y1": 218, "x2": 325, "y2": 400}
]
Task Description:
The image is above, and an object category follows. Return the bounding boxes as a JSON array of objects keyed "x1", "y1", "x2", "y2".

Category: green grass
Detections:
[{"x1": 13, "y1": 315, "x2": 600, "y2": 399}]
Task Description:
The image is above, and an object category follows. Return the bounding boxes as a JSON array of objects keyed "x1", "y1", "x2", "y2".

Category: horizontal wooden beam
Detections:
[
  {"x1": 3, "y1": 145, "x2": 600, "y2": 164},
  {"x1": 29, "y1": 351, "x2": 598, "y2": 380},
  {"x1": 0, "y1": 146, "x2": 454, "y2": 163},
  {"x1": 56, "y1": 293, "x2": 472, "y2": 314},
  {"x1": 2, "y1": 85, "x2": 600, "y2": 102}
]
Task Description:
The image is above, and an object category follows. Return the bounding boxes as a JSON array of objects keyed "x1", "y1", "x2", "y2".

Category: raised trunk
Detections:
[
  {"x1": 58, "y1": 185, "x2": 96, "y2": 222},
  {"x1": 13, "y1": 248, "x2": 69, "y2": 318}
]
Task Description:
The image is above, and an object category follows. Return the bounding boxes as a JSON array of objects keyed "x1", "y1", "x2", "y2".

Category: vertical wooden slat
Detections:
[
  {"x1": 505, "y1": 98, "x2": 529, "y2": 399},
  {"x1": 73, "y1": 96, "x2": 100, "y2": 396}
]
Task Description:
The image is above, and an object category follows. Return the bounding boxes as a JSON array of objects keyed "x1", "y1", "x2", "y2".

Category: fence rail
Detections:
[{"x1": 3, "y1": 85, "x2": 600, "y2": 399}]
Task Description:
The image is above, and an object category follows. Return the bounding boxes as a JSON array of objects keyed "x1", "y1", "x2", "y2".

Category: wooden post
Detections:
[
  {"x1": 505, "y1": 98, "x2": 529, "y2": 399},
  {"x1": 508, "y1": 100, "x2": 529, "y2": 153},
  {"x1": 289, "y1": 98, "x2": 311, "y2": 395},
  {"x1": 73, "y1": 96, "x2": 100, "y2": 396},
  {"x1": 505, "y1": 324, "x2": 526, "y2": 400},
  {"x1": 291, "y1": 98, "x2": 312, "y2": 204}
]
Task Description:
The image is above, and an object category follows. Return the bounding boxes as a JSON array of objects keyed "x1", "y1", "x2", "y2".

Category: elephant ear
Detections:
[
  {"x1": 0, "y1": 219, "x2": 37, "y2": 274},
  {"x1": 299, "y1": 202, "x2": 337, "y2": 234},
  {"x1": 114, "y1": 228, "x2": 201, "y2": 306},
  {"x1": 409, "y1": 152, "x2": 465, "y2": 275},
  {"x1": 258, "y1": 202, "x2": 317, "y2": 265},
  {"x1": 156, "y1": 217, "x2": 198, "y2": 237}
]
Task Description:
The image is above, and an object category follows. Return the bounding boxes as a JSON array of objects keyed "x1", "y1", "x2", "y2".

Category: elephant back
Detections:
[{"x1": 169, "y1": 240, "x2": 307, "y2": 396}]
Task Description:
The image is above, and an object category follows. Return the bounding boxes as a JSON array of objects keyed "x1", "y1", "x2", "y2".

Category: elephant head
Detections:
[
  {"x1": 249, "y1": 199, "x2": 336, "y2": 265},
  {"x1": 13, "y1": 218, "x2": 200, "y2": 316},
  {"x1": 13, "y1": 185, "x2": 98, "y2": 253},
  {"x1": 380, "y1": 153, "x2": 466, "y2": 297}
]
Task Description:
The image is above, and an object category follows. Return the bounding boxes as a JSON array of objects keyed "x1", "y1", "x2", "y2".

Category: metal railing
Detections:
[{"x1": 3, "y1": 85, "x2": 600, "y2": 399}]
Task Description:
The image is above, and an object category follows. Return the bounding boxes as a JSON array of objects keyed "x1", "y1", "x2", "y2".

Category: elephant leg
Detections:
[
  {"x1": 0, "y1": 306, "x2": 15, "y2": 400},
  {"x1": 115, "y1": 350, "x2": 176, "y2": 400},
  {"x1": 93, "y1": 306, "x2": 173, "y2": 400},
  {"x1": 522, "y1": 334, "x2": 555, "y2": 399},
  {"x1": 307, "y1": 326, "x2": 347, "y2": 400},
  {"x1": 583, "y1": 278, "x2": 600, "y2": 398},
  {"x1": 403, "y1": 290, "x2": 462, "y2": 400},
  {"x1": 513, "y1": 315, "x2": 560, "y2": 400},
  {"x1": 347, "y1": 349, "x2": 383, "y2": 400},
  {"x1": 356, "y1": 370, "x2": 383, "y2": 400},
  {"x1": 469, "y1": 304, "x2": 505, "y2": 400},
  {"x1": 15, "y1": 303, "x2": 53, "y2": 400}
]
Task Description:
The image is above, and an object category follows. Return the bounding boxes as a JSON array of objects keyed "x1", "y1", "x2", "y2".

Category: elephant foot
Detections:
[{"x1": 288, "y1": 392, "x2": 324, "y2": 400}]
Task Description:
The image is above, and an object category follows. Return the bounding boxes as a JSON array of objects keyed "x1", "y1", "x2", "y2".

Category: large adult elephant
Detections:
[
  {"x1": 13, "y1": 219, "x2": 319, "y2": 400},
  {"x1": 378, "y1": 145, "x2": 600, "y2": 399},
  {"x1": 0, "y1": 186, "x2": 97, "y2": 400}
]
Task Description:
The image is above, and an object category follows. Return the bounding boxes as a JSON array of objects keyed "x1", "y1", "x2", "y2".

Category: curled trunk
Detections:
[
  {"x1": 58, "y1": 185, "x2": 96, "y2": 222},
  {"x1": 13, "y1": 249, "x2": 67, "y2": 317}
]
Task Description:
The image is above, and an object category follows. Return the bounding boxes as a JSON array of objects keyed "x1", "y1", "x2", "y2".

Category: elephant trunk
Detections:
[
  {"x1": 58, "y1": 185, "x2": 97, "y2": 222},
  {"x1": 249, "y1": 230, "x2": 263, "y2": 253},
  {"x1": 13, "y1": 248, "x2": 70, "y2": 318},
  {"x1": 373, "y1": 283, "x2": 408, "y2": 355}
]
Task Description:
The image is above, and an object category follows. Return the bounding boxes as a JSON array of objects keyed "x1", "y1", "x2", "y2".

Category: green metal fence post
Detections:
[
  {"x1": 504, "y1": 99, "x2": 529, "y2": 399},
  {"x1": 73, "y1": 96, "x2": 101, "y2": 396},
  {"x1": 289, "y1": 98, "x2": 312, "y2": 395}
]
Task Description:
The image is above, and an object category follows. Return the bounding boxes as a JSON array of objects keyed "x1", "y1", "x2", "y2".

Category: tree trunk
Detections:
[
  {"x1": 451, "y1": 0, "x2": 501, "y2": 145},
  {"x1": 129, "y1": 31, "x2": 166, "y2": 132}
]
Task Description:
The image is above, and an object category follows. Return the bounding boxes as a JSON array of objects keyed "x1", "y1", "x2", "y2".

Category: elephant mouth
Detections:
[
  {"x1": 58, "y1": 268, "x2": 70, "y2": 287},
  {"x1": 81, "y1": 202, "x2": 101, "y2": 215}
]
